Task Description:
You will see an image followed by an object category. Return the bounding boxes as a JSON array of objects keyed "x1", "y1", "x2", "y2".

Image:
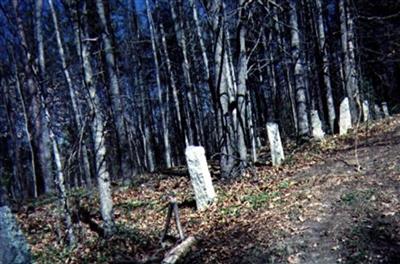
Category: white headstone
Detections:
[
  {"x1": 266, "y1": 122, "x2": 285, "y2": 166},
  {"x1": 339, "y1": 97, "x2": 352, "y2": 135},
  {"x1": 0, "y1": 206, "x2": 31, "y2": 264},
  {"x1": 382, "y1": 102, "x2": 390, "y2": 117},
  {"x1": 185, "y1": 146, "x2": 216, "y2": 210},
  {"x1": 311, "y1": 110, "x2": 325, "y2": 140},
  {"x1": 362, "y1": 100, "x2": 370, "y2": 122},
  {"x1": 374, "y1": 104, "x2": 382, "y2": 120}
]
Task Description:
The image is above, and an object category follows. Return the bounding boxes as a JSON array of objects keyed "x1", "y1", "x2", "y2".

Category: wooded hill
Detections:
[{"x1": 0, "y1": 0, "x2": 399, "y2": 262}]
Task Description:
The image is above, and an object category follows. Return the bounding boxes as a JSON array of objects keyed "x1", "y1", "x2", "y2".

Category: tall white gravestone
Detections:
[
  {"x1": 362, "y1": 100, "x2": 370, "y2": 122},
  {"x1": 311, "y1": 110, "x2": 325, "y2": 140},
  {"x1": 382, "y1": 102, "x2": 390, "y2": 117},
  {"x1": 266, "y1": 122, "x2": 285, "y2": 166},
  {"x1": 339, "y1": 97, "x2": 352, "y2": 135},
  {"x1": 185, "y1": 146, "x2": 216, "y2": 210},
  {"x1": 0, "y1": 206, "x2": 31, "y2": 264}
]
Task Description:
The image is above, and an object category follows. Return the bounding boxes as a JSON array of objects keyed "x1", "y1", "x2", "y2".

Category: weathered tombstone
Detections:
[
  {"x1": 374, "y1": 104, "x2": 383, "y2": 120},
  {"x1": 382, "y1": 102, "x2": 390, "y2": 117},
  {"x1": 185, "y1": 146, "x2": 216, "y2": 210},
  {"x1": 266, "y1": 122, "x2": 285, "y2": 166},
  {"x1": 362, "y1": 100, "x2": 370, "y2": 122},
  {"x1": 311, "y1": 110, "x2": 325, "y2": 140},
  {"x1": 339, "y1": 97, "x2": 352, "y2": 135},
  {"x1": 0, "y1": 206, "x2": 31, "y2": 264}
]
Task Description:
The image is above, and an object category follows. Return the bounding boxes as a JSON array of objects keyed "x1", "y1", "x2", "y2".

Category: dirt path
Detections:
[{"x1": 265, "y1": 119, "x2": 400, "y2": 263}]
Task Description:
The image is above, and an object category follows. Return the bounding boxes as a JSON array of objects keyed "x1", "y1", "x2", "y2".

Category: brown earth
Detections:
[{"x1": 17, "y1": 116, "x2": 400, "y2": 264}]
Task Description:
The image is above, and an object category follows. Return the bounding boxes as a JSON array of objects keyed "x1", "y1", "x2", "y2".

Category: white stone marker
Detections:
[
  {"x1": 374, "y1": 104, "x2": 382, "y2": 120},
  {"x1": 339, "y1": 97, "x2": 352, "y2": 135},
  {"x1": 362, "y1": 100, "x2": 370, "y2": 122},
  {"x1": 185, "y1": 146, "x2": 216, "y2": 210},
  {"x1": 311, "y1": 110, "x2": 325, "y2": 140},
  {"x1": 382, "y1": 102, "x2": 390, "y2": 117},
  {"x1": 0, "y1": 206, "x2": 31, "y2": 264},
  {"x1": 266, "y1": 122, "x2": 285, "y2": 166}
]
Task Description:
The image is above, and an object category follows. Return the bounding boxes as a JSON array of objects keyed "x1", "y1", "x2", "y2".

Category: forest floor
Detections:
[{"x1": 16, "y1": 115, "x2": 400, "y2": 264}]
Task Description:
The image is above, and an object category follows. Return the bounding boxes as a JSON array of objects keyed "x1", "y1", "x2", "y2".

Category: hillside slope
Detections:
[{"x1": 18, "y1": 116, "x2": 400, "y2": 263}]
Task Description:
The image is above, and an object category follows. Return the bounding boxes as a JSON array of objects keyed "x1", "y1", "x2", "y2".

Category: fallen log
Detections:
[{"x1": 162, "y1": 236, "x2": 196, "y2": 264}]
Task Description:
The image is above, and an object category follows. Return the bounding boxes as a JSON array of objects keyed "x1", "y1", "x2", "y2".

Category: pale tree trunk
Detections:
[
  {"x1": 2, "y1": 79, "x2": 23, "y2": 200},
  {"x1": 289, "y1": 0, "x2": 310, "y2": 138},
  {"x1": 339, "y1": 0, "x2": 358, "y2": 122},
  {"x1": 272, "y1": 5, "x2": 298, "y2": 134},
  {"x1": 13, "y1": 0, "x2": 43, "y2": 197},
  {"x1": 72, "y1": 3, "x2": 114, "y2": 235},
  {"x1": 170, "y1": 0, "x2": 199, "y2": 145},
  {"x1": 315, "y1": 0, "x2": 335, "y2": 133},
  {"x1": 247, "y1": 90, "x2": 257, "y2": 163},
  {"x1": 14, "y1": 0, "x2": 75, "y2": 243},
  {"x1": 34, "y1": 0, "x2": 53, "y2": 194},
  {"x1": 189, "y1": 0, "x2": 210, "y2": 82},
  {"x1": 139, "y1": 111, "x2": 155, "y2": 172},
  {"x1": 42, "y1": 104, "x2": 75, "y2": 246},
  {"x1": 210, "y1": 0, "x2": 236, "y2": 177},
  {"x1": 261, "y1": 31, "x2": 275, "y2": 122},
  {"x1": 145, "y1": 0, "x2": 172, "y2": 168},
  {"x1": 190, "y1": 0, "x2": 220, "y2": 142},
  {"x1": 236, "y1": 0, "x2": 248, "y2": 166},
  {"x1": 48, "y1": 0, "x2": 91, "y2": 186},
  {"x1": 95, "y1": 0, "x2": 130, "y2": 178},
  {"x1": 127, "y1": 3, "x2": 155, "y2": 172},
  {"x1": 12, "y1": 59, "x2": 37, "y2": 199},
  {"x1": 346, "y1": 3, "x2": 361, "y2": 111},
  {"x1": 159, "y1": 22, "x2": 188, "y2": 146}
]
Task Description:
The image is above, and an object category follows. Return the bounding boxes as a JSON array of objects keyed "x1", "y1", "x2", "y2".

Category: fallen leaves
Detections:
[{"x1": 14, "y1": 115, "x2": 400, "y2": 263}]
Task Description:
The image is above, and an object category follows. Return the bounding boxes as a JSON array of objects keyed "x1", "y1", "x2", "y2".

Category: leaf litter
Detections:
[{"x1": 16, "y1": 116, "x2": 400, "y2": 263}]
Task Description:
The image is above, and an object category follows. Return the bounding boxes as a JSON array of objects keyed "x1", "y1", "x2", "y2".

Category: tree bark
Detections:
[
  {"x1": 72, "y1": 2, "x2": 114, "y2": 236},
  {"x1": 315, "y1": 0, "x2": 336, "y2": 133},
  {"x1": 170, "y1": 0, "x2": 199, "y2": 145},
  {"x1": 35, "y1": 0, "x2": 55, "y2": 194},
  {"x1": 339, "y1": 0, "x2": 358, "y2": 123},
  {"x1": 210, "y1": 0, "x2": 237, "y2": 177},
  {"x1": 48, "y1": 0, "x2": 91, "y2": 186},
  {"x1": 95, "y1": 0, "x2": 130, "y2": 178},
  {"x1": 236, "y1": 0, "x2": 248, "y2": 166},
  {"x1": 146, "y1": 0, "x2": 172, "y2": 168},
  {"x1": 289, "y1": 0, "x2": 310, "y2": 138},
  {"x1": 159, "y1": 21, "x2": 187, "y2": 147}
]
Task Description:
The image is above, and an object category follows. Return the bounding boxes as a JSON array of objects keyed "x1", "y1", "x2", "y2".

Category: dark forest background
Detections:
[{"x1": 0, "y1": 0, "x2": 399, "y2": 240}]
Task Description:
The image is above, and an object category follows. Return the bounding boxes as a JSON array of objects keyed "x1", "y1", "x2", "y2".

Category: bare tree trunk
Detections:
[
  {"x1": 72, "y1": 3, "x2": 114, "y2": 235},
  {"x1": 48, "y1": 0, "x2": 91, "y2": 186},
  {"x1": 289, "y1": 0, "x2": 310, "y2": 138},
  {"x1": 236, "y1": 0, "x2": 248, "y2": 166},
  {"x1": 2, "y1": 78, "x2": 23, "y2": 200},
  {"x1": 170, "y1": 0, "x2": 199, "y2": 145},
  {"x1": 12, "y1": 0, "x2": 45, "y2": 197},
  {"x1": 159, "y1": 22, "x2": 188, "y2": 146},
  {"x1": 346, "y1": 2, "x2": 361, "y2": 110},
  {"x1": 34, "y1": 0, "x2": 53, "y2": 194},
  {"x1": 145, "y1": 0, "x2": 172, "y2": 168},
  {"x1": 44, "y1": 106, "x2": 75, "y2": 246},
  {"x1": 272, "y1": 5, "x2": 298, "y2": 134},
  {"x1": 339, "y1": 0, "x2": 358, "y2": 123},
  {"x1": 315, "y1": 0, "x2": 336, "y2": 133},
  {"x1": 127, "y1": 3, "x2": 156, "y2": 172},
  {"x1": 189, "y1": 0, "x2": 219, "y2": 144},
  {"x1": 210, "y1": 0, "x2": 236, "y2": 177},
  {"x1": 95, "y1": 0, "x2": 130, "y2": 178}
]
